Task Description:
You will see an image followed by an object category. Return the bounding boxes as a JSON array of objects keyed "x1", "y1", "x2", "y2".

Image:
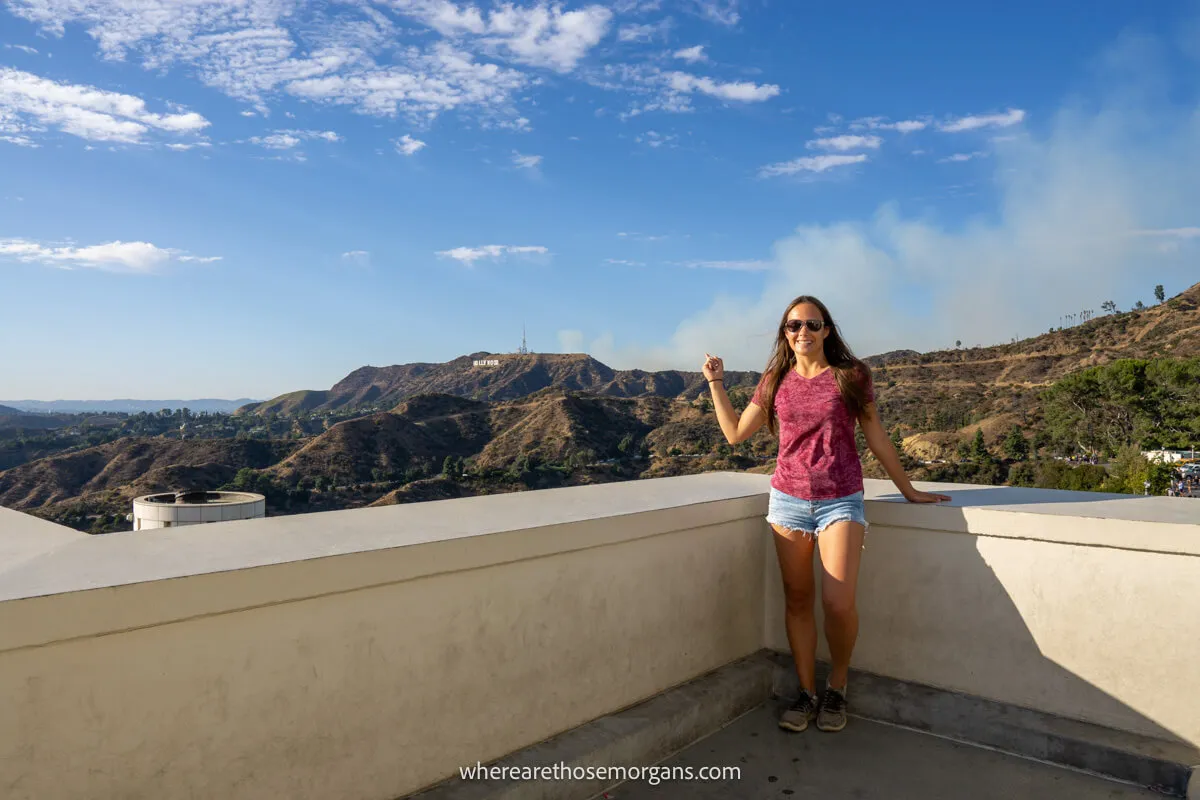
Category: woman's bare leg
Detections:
[
  {"x1": 817, "y1": 520, "x2": 866, "y2": 689},
  {"x1": 771, "y1": 524, "x2": 818, "y2": 695}
]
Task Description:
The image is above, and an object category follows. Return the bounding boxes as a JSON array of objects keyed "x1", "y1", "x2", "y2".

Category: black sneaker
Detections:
[
  {"x1": 778, "y1": 690, "x2": 818, "y2": 732},
  {"x1": 816, "y1": 686, "x2": 847, "y2": 732}
]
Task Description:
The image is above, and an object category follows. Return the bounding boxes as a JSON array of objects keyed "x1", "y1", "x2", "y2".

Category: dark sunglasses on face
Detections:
[{"x1": 785, "y1": 319, "x2": 825, "y2": 334}]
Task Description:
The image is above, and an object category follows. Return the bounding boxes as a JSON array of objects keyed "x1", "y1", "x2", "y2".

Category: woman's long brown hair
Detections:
[{"x1": 757, "y1": 295, "x2": 873, "y2": 435}]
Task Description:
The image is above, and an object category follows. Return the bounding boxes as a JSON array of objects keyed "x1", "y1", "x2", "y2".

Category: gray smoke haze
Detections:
[{"x1": 559, "y1": 30, "x2": 1199, "y2": 372}]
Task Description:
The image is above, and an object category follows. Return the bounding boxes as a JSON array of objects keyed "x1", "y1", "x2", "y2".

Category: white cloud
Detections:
[
  {"x1": 247, "y1": 129, "x2": 340, "y2": 150},
  {"x1": 436, "y1": 244, "x2": 549, "y2": 264},
  {"x1": 666, "y1": 71, "x2": 778, "y2": 102},
  {"x1": 0, "y1": 134, "x2": 39, "y2": 147},
  {"x1": 286, "y1": 43, "x2": 528, "y2": 125},
  {"x1": 672, "y1": 45, "x2": 707, "y2": 64},
  {"x1": 1129, "y1": 227, "x2": 1200, "y2": 239},
  {"x1": 758, "y1": 154, "x2": 868, "y2": 178},
  {"x1": 937, "y1": 151, "x2": 988, "y2": 163},
  {"x1": 166, "y1": 142, "x2": 212, "y2": 151},
  {"x1": 0, "y1": 67, "x2": 208, "y2": 145},
  {"x1": 939, "y1": 108, "x2": 1026, "y2": 132},
  {"x1": 5, "y1": 45, "x2": 39, "y2": 55},
  {"x1": 567, "y1": 38, "x2": 1198, "y2": 374},
  {"x1": 673, "y1": 259, "x2": 771, "y2": 271},
  {"x1": 395, "y1": 134, "x2": 427, "y2": 155},
  {"x1": 240, "y1": 110, "x2": 257, "y2": 117},
  {"x1": 848, "y1": 116, "x2": 929, "y2": 134},
  {"x1": 0, "y1": 238, "x2": 217, "y2": 273},
  {"x1": 249, "y1": 132, "x2": 301, "y2": 149},
  {"x1": 512, "y1": 150, "x2": 542, "y2": 168},
  {"x1": 341, "y1": 250, "x2": 371, "y2": 267},
  {"x1": 616, "y1": 231, "x2": 669, "y2": 241},
  {"x1": 392, "y1": 1, "x2": 614, "y2": 73},
  {"x1": 619, "y1": 19, "x2": 671, "y2": 43},
  {"x1": 635, "y1": 130, "x2": 677, "y2": 148},
  {"x1": 688, "y1": 0, "x2": 739, "y2": 26},
  {"x1": 176, "y1": 254, "x2": 222, "y2": 262},
  {"x1": 807, "y1": 134, "x2": 882, "y2": 151},
  {"x1": 605, "y1": 258, "x2": 645, "y2": 266},
  {"x1": 889, "y1": 119, "x2": 927, "y2": 133}
]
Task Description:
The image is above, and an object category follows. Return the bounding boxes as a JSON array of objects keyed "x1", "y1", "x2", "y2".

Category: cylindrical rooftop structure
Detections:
[{"x1": 131, "y1": 491, "x2": 265, "y2": 531}]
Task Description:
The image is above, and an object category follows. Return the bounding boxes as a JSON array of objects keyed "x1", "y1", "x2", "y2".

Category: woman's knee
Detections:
[
  {"x1": 783, "y1": 586, "x2": 816, "y2": 614},
  {"x1": 822, "y1": 592, "x2": 857, "y2": 620}
]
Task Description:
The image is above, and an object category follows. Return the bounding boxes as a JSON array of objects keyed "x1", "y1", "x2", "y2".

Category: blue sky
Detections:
[{"x1": 2, "y1": 0, "x2": 1199, "y2": 400}]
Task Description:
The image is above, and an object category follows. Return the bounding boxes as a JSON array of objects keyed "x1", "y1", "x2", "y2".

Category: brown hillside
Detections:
[
  {"x1": 243, "y1": 352, "x2": 763, "y2": 415},
  {"x1": 0, "y1": 438, "x2": 297, "y2": 510}
]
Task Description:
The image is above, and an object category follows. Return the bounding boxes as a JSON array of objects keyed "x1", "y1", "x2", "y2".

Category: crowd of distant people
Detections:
[{"x1": 1167, "y1": 468, "x2": 1198, "y2": 497}]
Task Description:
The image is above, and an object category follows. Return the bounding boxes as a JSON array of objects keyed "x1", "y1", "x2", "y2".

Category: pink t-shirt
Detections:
[{"x1": 751, "y1": 366, "x2": 874, "y2": 501}]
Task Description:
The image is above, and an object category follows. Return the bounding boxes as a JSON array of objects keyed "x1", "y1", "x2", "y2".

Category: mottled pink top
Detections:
[{"x1": 751, "y1": 366, "x2": 874, "y2": 501}]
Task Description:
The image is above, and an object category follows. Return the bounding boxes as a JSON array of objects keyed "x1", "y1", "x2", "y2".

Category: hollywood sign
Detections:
[{"x1": 473, "y1": 359, "x2": 500, "y2": 366}]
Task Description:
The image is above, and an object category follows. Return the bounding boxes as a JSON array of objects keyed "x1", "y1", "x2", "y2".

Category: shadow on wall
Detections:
[{"x1": 766, "y1": 499, "x2": 1197, "y2": 750}]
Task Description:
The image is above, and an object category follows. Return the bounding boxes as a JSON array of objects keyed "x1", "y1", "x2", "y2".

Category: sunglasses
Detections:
[{"x1": 784, "y1": 319, "x2": 825, "y2": 334}]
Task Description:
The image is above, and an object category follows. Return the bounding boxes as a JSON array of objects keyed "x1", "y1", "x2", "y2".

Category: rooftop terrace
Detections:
[{"x1": 1, "y1": 474, "x2": 1197, "y2": 799}]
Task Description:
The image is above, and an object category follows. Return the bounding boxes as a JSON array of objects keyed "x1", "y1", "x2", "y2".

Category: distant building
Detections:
[
  {"x1": 132, "y1": 491, "x2": 265, "y2": 531},
  {"x1": 1144, "y1": 449, "x2": 1197, "y2": 464}
]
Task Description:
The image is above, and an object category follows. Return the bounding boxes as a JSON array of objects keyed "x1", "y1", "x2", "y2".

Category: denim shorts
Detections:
[{"x1": 766, "y1": 487, "x2": 869, "y2": 540}]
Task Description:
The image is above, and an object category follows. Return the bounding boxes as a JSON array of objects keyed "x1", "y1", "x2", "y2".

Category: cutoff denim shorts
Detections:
[{"x1": 766, "y1": 487, "x2": 869, "y2": 542}]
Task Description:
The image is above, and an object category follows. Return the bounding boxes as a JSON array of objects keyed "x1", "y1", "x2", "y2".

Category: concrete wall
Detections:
[
  {"x1": 2, "y1": 473, "x2": 1198, "y2": 800},
  {"x1": 0, "y1": 474, "x2": 767, "y2": 800},
  {"x1": 763, "y1": 480, "x2": 1200, "y2": 748}
]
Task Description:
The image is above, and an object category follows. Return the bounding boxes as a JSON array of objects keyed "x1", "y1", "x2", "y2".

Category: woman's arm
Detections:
[{"x1": 858, "y1": 402, "x2": 950, "y2": 503}]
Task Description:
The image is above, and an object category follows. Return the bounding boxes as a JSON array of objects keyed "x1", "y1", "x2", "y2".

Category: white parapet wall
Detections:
[
  {"x1": 0, "y1": 474, "x2": 1197, "y2": 800},
  {"x1": 763, "y1": 480, "x2": 1200, "y2": 749},
  {"x1": 0, "y1": 474, "x2": 768, "y2": 800}
]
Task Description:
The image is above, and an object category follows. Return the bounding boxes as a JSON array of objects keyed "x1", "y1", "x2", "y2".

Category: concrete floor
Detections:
[{"x1": 601, "y1": 702, "x2": 1165, "y2": 800}]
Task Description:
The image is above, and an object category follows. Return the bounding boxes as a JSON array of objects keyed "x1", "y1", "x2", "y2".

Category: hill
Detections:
[
  {"x1": 4, "y1": 281, "x2": 1197, "y2": 533},
  {"x1": 239, "y1": 352, "x2": 762, "y2": 415}
]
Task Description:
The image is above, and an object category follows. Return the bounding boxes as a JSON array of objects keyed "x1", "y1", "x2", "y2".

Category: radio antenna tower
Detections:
[{"x1": 519, "y1": 322, "x2": 529, "y2": 355}]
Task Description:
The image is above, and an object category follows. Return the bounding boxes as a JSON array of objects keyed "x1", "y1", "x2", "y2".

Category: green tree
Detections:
[
  {"x1": 442, "y1": 455, "x2": 456, "y2": 477},
  {"x1": 1003, "y1": 425, "x2": 1029, "y2": 461},
  {"x1": 971, "y1": 429, "x2": 989, "y2": 460},
  {"x1": 889, "y1": 427, "x2": 904, "y2": 451},
  {"x1": 1154, "y1": 284, "x2": 1165, "y2": 304}
]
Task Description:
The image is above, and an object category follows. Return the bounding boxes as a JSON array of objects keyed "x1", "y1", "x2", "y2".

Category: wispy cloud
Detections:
[
  {"x1": 395, "y1": 134, "x2": 427, "y2": 155},
  {"x1": 0, "y1": 67, "x2": 208, "y2": 145},
  {"x1": 606, "y1": 258, "x2": 645, "y2": 266},
  {"x1": 806, "y1": 134, "x2": 881, "y2": 151},
  {"x1": 512, "y1": 150, "x2": 542, "y2": 169},
  {"x1": 247, "y1": 129, "x2": 340, "y2": 149},
  {"x1": 0, "y1": 238, "x2": 218, "y2": 273},
  {"x1": 0, "y1": 134, "x2": 39, "y2": 147},
  {"x1": 937, "y1": 151, "x2": 988, "y2": 163},
  {"x1": 850, "y1": 116, "x2": 928, "y2": 133},
  {"x1": 758, "y1": 154, "x2": 867, "y2": 178},
  {"x1": 688, "y1": 0, "x2": 740, "y2": 26},
  {"x1": 666, "y1": 71, "x2": 779, "y2": 102},
  {"x1": 5, "y1": 44, "x2": 39, "y2": 55},
  {"x1": 673, "y1": 259, "x2": 771, "y2": 271},
  {"x1": 617, "y1": 231, "x2": 670, "y2": 241},
  {"x1": 619, "y1": 19, "x2": 672, "y2": 43},
  {"x1": 672, "y1": 45, "x2": 708, "y2": 64},
  {"x1": 165, "y1": 142, "x2": 212, "y2": 151},
  {"x1": 341, "y1": 250, "x2": 371, "y2": 267},
  {"x1": 938, "y1": 108, "x2": 1026, "y2": 132},
  {"x1": 1129, "y1": 227, "x2": 1200, "y2": 239},
  {"x1": 436, "y1": 245, "x2": 549, "y2": 265},
  {"x1": 635, "y1": 130, "x2": 677, "y2": 148}
]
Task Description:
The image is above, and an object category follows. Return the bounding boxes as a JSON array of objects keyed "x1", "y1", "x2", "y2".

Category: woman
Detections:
[{"x1": 702, "y1": 295, "x2": 949, "y2": 734}]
